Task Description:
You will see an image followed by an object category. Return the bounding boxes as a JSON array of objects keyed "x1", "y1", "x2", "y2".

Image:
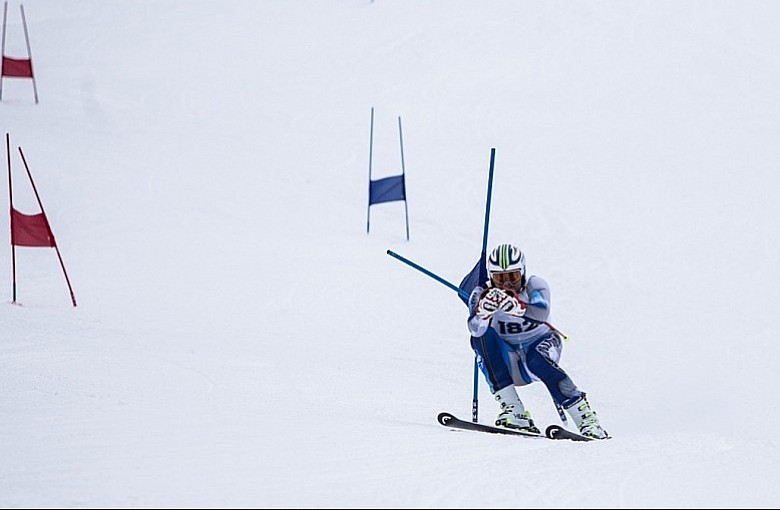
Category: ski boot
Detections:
[
  {"x1": 565, "y1": 393, "x2": 609, "y2": 439},
  {"x1": 493, "y1": 386, "x2": 540, "y2": 434}
]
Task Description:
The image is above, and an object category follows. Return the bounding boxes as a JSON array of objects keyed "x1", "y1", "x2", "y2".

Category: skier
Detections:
[{"x1": 467, "y1": 243, "x2": 609, "y2": 439}]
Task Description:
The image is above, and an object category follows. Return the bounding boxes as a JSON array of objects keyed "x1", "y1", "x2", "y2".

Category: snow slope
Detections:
[{"x1": 1, "y1": 1, "x2": 779, "y2": 507}]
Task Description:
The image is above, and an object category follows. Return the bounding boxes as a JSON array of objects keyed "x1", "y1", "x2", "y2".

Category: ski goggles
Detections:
[{"x1": 490, "y1": 270, "x2": 523, "y2": 286}]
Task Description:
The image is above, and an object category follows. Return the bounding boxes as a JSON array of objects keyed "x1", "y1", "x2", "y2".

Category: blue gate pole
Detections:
[
  {"x1": 398, "y1": 116, "x2": 409, "y2": 241},
  {"x1": 473, "y1": 147, "x2": 496, "y2": 422},
  {"x1": 366, "y1": 107, "x2": 374, "y2": 234},
  {"x1": 481, "y1": 149, "x2": 496, "y2": 255},
  {"x1": 386, "y1": 250, "x2": 468, "y2": 299}
]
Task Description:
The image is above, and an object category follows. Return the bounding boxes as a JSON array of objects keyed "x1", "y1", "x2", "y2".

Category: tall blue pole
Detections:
[
  {"x1": 366, "y1": 107, "x2": 374, "y2": 234},
  {"x1": 398, "y1": 116, "x2": 410, "y2": 241},
  {"x1": 473, "y1": 147, "x2": 496, "y2": 422},
  {"x1": 482, "y1": 148, "x2": 495, "y2": 254}
]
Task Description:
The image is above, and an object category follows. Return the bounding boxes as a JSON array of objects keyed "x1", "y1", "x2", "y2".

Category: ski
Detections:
[
  {"x1": 544, "y1": 424, "x2": 593, "y2": 442},
  {"x1": 438, "y1": 412, "x2": 594, "y2": 442},
  {"x1": 437, "y1": 412, "x2": 544, "y2": 439}
]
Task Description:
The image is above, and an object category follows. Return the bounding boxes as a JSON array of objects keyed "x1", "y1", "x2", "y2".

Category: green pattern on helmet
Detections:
[
  {"x1": 488, "y1": 243, "x2": 526, "y2": 275},
  {"x1": 499, "y1": 244, "x2": 510, "y2": 270}
]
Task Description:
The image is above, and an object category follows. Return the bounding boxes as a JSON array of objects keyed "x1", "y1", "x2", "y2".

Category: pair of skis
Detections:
[{"x1": 438, "y1": 412, "x2": 593, "y2": 442}]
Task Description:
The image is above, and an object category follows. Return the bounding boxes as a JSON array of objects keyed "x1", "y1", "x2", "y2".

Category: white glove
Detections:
[
  {"x1": 499, "y1": 291, "x2": 526, "y2": 317},
  {"x1": 474, "y1": 288, "x2": 506, "y2": 319},
  {"x1": 477, "y1": 288, "x2": 526, "y2": 319},
  {"x1": 474, "y1": 288, "x2": 497, "y2": 320}
]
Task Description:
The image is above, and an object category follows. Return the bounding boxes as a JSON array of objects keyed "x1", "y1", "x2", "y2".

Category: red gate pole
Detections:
[
  {"x1": 0, "y1": 2, "x2": 8, "y2": 101},
  {"x1": 6, "y1": 133, "x2": 17, "y2": 303},
  {"x1": 19, "y1": 4, "x2": 36, "y2": 103},
  {"x1": 18, "y1": 146, "x2": 76, "y2": 307}
]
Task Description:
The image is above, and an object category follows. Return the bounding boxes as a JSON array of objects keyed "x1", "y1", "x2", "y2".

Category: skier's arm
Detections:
[
  {"x1": 467, "y1": 286, "x2": 490, "y2": 337},
  {"x1": 467, "y1": 315, "x2": 490, "y2": 337},
  {"x1": 524, "y1": 276, "x2": 551, "y2": 322}
]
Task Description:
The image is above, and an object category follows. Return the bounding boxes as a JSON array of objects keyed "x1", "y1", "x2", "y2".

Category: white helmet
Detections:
[{"x1": 487, "y1": 244, "x2": 526, "y2": 290}]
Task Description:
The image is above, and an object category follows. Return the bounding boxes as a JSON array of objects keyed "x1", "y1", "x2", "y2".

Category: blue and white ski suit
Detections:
[{"x1": 467, "y1": 275, "x2": 582, "y2": 408}]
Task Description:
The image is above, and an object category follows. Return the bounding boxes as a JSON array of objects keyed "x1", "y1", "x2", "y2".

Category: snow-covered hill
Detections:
[{"x1": 2, "y1": 1, "x2": 779, "y2": 507}]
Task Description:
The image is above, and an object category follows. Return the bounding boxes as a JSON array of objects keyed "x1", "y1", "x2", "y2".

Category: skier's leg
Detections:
[
  {"x1": 524, "y1": 332, "x2": 582, "y2": 407},
  {"x1": 471, "y1": 328, "x2": 539, "y2": 433},
  {"x1": 470, "y1": 327, "x2": 513, "y2": 394},
  {"x1": 524, "y1": 332, "x2": 609, "y2": 439}
]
